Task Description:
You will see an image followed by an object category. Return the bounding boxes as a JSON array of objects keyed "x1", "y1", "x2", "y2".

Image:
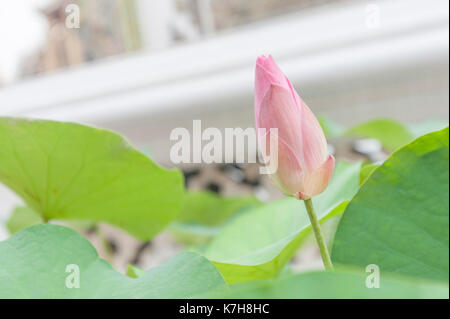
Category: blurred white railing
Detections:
[{"x1": 0, "y1": 0, "x2": 448, "y2": 125}]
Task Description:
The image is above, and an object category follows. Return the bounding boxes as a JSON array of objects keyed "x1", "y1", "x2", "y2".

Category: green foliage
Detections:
[
  {"x1": 176, "y1": 191, "x2": 261, "y2": 225},
  {"x1": 318, "y1": 116, "x2": 345, "y2": 138},
  {"x1": 408, "y1": 119, "x2": 449, "y2": 138},
  {"x1": 170, "y1": 191, "x2": 261, "y2": 244},
  {"x1": 0, "y1": 116, "x2": 448, "y2": 299},
  {"x1": 359, "y1": 163, "x2": 379, "y2": 185},
  {"x1": 205, "y1": 162, "x2": 361, "y2": 284},
  {"x1": 333, "y1": 128, "x2": 449, "y2": 282},
  {"x1": 209, "y1": 271, "x2": 449, "y2": 299},
  {"x1": 346, "y1": 118, "x2": 414, "y2": 151},
  {"x1": 126, "y1": 264, "x2": 146, "y2": 278},
  {"x1": 6, "y1": 206, "x2": 43, "y2": 234},
  {"x1": 319, "y1": 116, "x2": 448, "y2": 151},
  {"x1": 0, "y1": 118, "x2": 184, "y2": 240},
  {"x1": 0, "y1": 224, "x2": 226, "y2": 298}
]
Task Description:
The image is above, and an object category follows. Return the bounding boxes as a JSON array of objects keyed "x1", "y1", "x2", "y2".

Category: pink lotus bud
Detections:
[{"x1": 255, "y1": 55, "x2": 335, "y2": 200}]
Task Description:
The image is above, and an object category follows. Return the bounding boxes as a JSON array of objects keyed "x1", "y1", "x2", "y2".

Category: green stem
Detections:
[{"x1": 303, "y1": 198, "x2": 334, "y2": 271}]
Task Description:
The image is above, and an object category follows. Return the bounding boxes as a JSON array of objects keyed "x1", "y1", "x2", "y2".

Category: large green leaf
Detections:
[
  {"x1": 205, "y1": 161, "x2": 362, "y2": 284},
  {"x1": 332, "y1": 127, "x2": 449, "y2": 282},
  {"x1": 359, "y1": 163, "x2": 380, "y2": 185},
  {"x1": 0, "y1": 118, "x2": 184, "y2": 240},
  {"x1": 208, "y1": 271, "x2": 448, "y2": 299},
  {"x1": 346, "y1": 118, "x2": 414, "y2": 151},
  {"x1": 0, "y1": 224, "x2": 226, "y2": 298},
  {"x1": 170, "y1": 191, "x2": 261, "y2": 244}
]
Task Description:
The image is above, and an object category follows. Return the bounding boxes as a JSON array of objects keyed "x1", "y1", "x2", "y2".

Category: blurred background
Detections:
[{"x1": 0, "y1": 0, "x2": 448, "y2": 271}]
